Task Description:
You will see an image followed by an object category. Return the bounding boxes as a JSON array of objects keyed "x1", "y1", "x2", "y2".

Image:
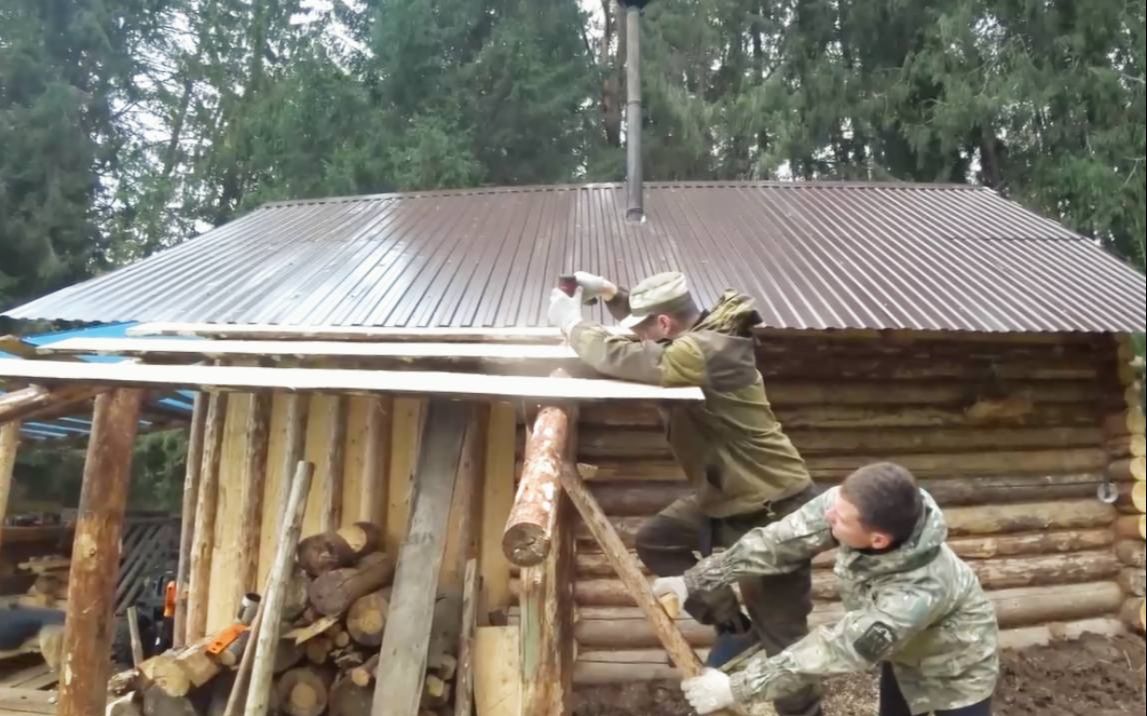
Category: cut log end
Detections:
[
  {"x1": 1120, "y1": 597, "x2": 1146, "y2": 634},
  {"x1": 501, "y1": 524, "x2": 549, "y2": 567}
]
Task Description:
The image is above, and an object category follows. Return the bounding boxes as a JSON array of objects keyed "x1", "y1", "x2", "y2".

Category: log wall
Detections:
[
  {"x1": 544, "y1": 332, "x2": 1139, "y2": 683},
  {"x1": 1107, "y1": 336, "x2": 1146, "y2": 635}
]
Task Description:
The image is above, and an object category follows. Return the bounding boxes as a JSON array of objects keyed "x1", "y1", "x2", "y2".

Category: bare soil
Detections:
[{"x1": 572, "y1": 634, "x2": 1146, "y2": 716}]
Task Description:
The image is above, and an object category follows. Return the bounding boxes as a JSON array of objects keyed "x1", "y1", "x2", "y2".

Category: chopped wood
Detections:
[
  {"x1": 345, "y1": 588, "x2": 390, "y2": 647},
  {"x1": 274, "y1": 666, "x2": 333, "y2": 716},
  {"x1": 284, "y1": 615, "x2": 340, "y2": 645},
  {"x1": 328, "y1": 679, "x2": 373, "y2": 716},
  {"x1": 296, "y1": 523, "x2": 383, "y2": 577},
  {"x1": 422, "y1": 674, "x2": 449, "y2": 709},
  {"x1": 308, "y1": 552, "x2": 395, "y2": 617},
  {"x1": 331, "y1": 646, "x2": 367, "y2": 670},
  {"x1": 140, "y1": 684, "x2": 197, "y2": 716},
  {"x1": 171, "y1": 641, "x2": 219, "y2": 688},
  {"x1": 428, "y1": 653, "x2": 457, "y2": 682},
  {"x1": 304, "y1": 636, "x2": 333, "y2": 665},
  {"x1": 0, "y1": 359, "x2": 706, "y2": 403},
  {"x1": 349, "y1": 655, "x2": 379, "y2": 688},
  {"x1": 138, "y1": 656, "x2": 191, "y2": 698}
]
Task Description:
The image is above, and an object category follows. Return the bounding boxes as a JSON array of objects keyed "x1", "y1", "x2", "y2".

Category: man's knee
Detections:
[{"x1": 634, "y1": 515, "x2": 696, "y2": 574}]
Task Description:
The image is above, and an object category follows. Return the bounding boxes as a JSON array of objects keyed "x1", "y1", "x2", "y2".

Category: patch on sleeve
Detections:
[{"x1": 853, "y1": 621, "x2": 897, "y2": 662}]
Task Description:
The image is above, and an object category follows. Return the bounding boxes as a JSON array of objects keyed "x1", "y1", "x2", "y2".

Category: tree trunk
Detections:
[
  {"x1": 296, "y1": 523, "x2": 383, "y2": 577},
  {"x1": 57, "y1": 390, "x2": 143, "y2": 716},
  {"x1": 503, "y1": 404, "x2": 570, "y2": 566}
]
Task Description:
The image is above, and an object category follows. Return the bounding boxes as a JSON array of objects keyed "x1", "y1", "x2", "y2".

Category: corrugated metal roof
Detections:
[{"x1": 4, "y1": 182, "x2": 1144, "y2": 332}]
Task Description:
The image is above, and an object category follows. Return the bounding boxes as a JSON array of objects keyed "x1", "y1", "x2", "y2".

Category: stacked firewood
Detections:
[
  {"x1": 16, "y1": 555, "x2": 69, "y2": 607},
  {"x1": 108, "y1": 522, "x2": 460, "y2": 716}
]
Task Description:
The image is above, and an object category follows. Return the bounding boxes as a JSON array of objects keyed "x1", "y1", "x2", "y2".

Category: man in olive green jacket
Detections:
[{"x1": 548, "y1": 271, "x2": 823, "y2": 716}]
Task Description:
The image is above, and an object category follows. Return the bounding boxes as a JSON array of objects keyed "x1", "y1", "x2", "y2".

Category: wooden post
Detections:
[
  {"x1": 57, "y1": 389, "x2": 143, "y2": 716},
  {"x1": 372, "y1": 400, "x2": 471, "y2": 716},
  {"x1": 454, "y1": 559, "x2": 479, "y2": 716},
  {"x1": 502, "y1": 405, "x2": 570, "y2": 566},
  {"x1": 386, "y1": 398, "x2": 426, "y2": 557},
  {"x1": 557, "y1": 463, "x2": 749, "y2": 716},
  {"x1": 245, "y1": 460, "x2": 316, "y2": 716},
  {"x1": 239, "y1": 392, "x2": 273, "y2": 603},
  {"x1": 0, "y1": 420, "x2": 20, "y2": 549},
  {"x1": 360, "y1": 397, "x2": 390, "y2": 525},
  {"x1": 479, "y1": 402, "x2": 517, "y2": 619},
  {"x1": 186, "y1": 391, "x2": 228, "y2": 642},
  {"x1": 278, "y1": 392, "x2": 310, "y2": 520},
  {"x1": 322, "y1": 395, "x2": 348, "y2": 532},
  {"x1": 173, "y1": 392, "x2": 207, "y2": 647}
]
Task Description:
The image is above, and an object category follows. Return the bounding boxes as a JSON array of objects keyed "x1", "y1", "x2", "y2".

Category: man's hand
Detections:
[
  {"x1": 651, "y1": 576, "x2": 689, "y2": 607},
  {"x1": 574, "y1": 271, "x2": 618, "y2": 302},
  {"x1": 548, "y1": 287, "x2": 585, "y2": 334},
  {"x1": 682, "y1": 668, "x2": 736, "y2": 714}
]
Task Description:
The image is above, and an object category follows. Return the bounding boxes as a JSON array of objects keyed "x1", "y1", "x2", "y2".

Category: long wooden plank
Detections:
[
  {"x1": 373, "y1": 400, "x2": 471, "y2": 716},
  {"x1": 556, "y1": 463, "x2": 748, "y2": 716},
  {"x1": 41, "y1": 336, "x2": 580, "y2": 360},
  {"x1": 126, "y1": 323, "x2": 603, "y2": 343},
  {"x1": 0, "y1": 360, "x2": 705, "y2": 402}
]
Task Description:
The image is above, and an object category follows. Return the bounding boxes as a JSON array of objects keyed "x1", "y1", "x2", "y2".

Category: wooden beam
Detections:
[
  {"x1": 0, "y1": 384, "x2": 103, "y2": 424},
  {"x1": 386, "y1": 398, "x2": 425, "y2": 557},
  {"x1": 238, "y1": 392, "x2": 273, "y2": 602},
  {"x1": 173, "y1": 393, "x2": 207, "y2": 648},
  {"x1": 503, "y1": 404, "x2": 570, "y2": 567},
  {"x1": 185, "y1": 392, "x2": 228, "y2": 642},
  {"x1": 0, "y1": 421, "x2": 19, "y2": 550},
  {"x1": 479, "y1": 403, "x2": 517, "y2": 620},
  {"x1": 278, "y1": 392, "x2": 310, "y2": 524},
  {"x1": 57, "y1": 389, "x2": 143, "y2": 716},
  {"x1": 359, "y1": 397, "x2": 390, "y2": 525},
  {"x1": 0, "y1": 360, "x2": 705, "y2": 403},
  {"x1": 245, "y1": 460, "x2": 315, "y2": 716},
  {"x1": 373, "y1": 400, "x2": 471, "y2": 716},
  {"x1": 321, "y1": 395, "x2": 348, "y2": 533},
  {"x1": 556, "y1": 464, "x2": 747, "y2": 716}
]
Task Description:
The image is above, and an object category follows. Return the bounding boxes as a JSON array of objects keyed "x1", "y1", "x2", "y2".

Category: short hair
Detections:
[{"x1": 840, "y1": 462, "x2": 924, "y2": 544}]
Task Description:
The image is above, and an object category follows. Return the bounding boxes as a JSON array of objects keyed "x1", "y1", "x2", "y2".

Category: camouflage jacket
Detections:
[
  {"x1": 567, "y1": 290, "x2": 812, "y2": 517},
  {"x1": 684, "y1": 488, "x2": 999, "y2": 713}
]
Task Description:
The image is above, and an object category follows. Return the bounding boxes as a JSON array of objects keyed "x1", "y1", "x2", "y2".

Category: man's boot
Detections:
[{"x1": 705, "y1": 612, "x2": 757, "y2": 668}]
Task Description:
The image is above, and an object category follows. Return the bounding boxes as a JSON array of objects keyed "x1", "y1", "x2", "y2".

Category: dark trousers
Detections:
[
  {"x1": 880, "y1": 664, "x2": 992, "y2": 716},
  {"x1": 635, "y1": 487, "x2": 823, "y2": 716}
]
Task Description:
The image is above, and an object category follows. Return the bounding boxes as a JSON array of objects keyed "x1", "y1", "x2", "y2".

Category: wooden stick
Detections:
[
  {"x1": 0, "y1": 420, "x2": 20, "y2": 551},
  {"x1": 0, "y1": 384, "x2": 102, "y2": 424},
  {"x1": 321, "y1": 395, "x2": 348, "y2": 533},
  {"x1": 238, "y1": 392, "x2": 272, "y2": 603},
  {"x1": 173, "y1": 393, "x2": 207, "y2": 648},
  {"x1": 244, "y1": 460, "x2": 316, "y2": 716},
  {"x1": 57, "y1": 389, "x2": 143, "y2": 716},
  {"x1": 372, "y1": 400, "x2": 471, "y2": 716},
  {"x1": 503, "y1": 405, "x2": 570, "y2": 566},
  {"x1": 454, "y1": 559, "x2": 479, "y2": 716},
  {"x1": 127, "y1": 606, "x2": 145, "y2": 667},
  {"x1": 186, "y1": 392, "x2": 228, "y2": 641},
  {"x1": 556, "y1": 463, "x2": 747, "y2": 716}
]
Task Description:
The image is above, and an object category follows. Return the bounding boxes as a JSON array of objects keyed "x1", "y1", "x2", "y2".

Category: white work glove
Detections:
[
  {"x1": 573, "y1": 271, "x2": 619, "y2": 303},
  {"x1": 548, "y1": 287, "x2": 585, "y2": 334},
  {"x1": 651, "y1": 576, "x2": 689, "y2": 607},
  {"x1": 682, "y1": 668, "x2": 736, "y2": 714}
]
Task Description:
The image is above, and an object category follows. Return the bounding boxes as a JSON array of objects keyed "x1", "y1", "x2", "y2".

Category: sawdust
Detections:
[{"x1": 572, "y1": 634, "x2": 1146, "y2": 716}]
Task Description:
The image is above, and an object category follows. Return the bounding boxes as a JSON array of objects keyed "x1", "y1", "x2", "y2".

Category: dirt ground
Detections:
[{"x1": 572, "y1": 634, "x2": 1146, "y2": 716}]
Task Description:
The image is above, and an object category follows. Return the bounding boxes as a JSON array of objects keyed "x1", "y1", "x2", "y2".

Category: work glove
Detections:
[
  {"x1": 651, "y1": 576, "x2": 689, "y2": 607},
  {"x1": 682, "y1": 668, "x2": 736, "y2": 715},
  {"x1": 573, "y1": 271, "x2": 619, "y2": 303},
  {"x1": 548, "y1": 286, "x2": 585, "y2": 334}
]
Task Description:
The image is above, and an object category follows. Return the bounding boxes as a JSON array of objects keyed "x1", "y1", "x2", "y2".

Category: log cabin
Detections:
[{"x1": 0, "y1": 181, "x2": 1144, "y2": 715}]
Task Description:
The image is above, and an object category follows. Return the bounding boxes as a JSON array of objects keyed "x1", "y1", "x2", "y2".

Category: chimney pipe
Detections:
[{"x1": 623, "y1": 1, "x2": 643, "y2": 222}]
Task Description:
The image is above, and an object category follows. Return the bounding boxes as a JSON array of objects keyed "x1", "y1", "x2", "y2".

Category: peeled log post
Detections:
[
  {"x1": 57, "y1": 389, "x2": 143, "y2": 716},
  {"x1": 173, "y1": 393, "x2": 207, "y2": 648},
  {"x1": 296, "y1": 523, "x2": 383, "y2": 577},
  {"x1": 238, "y1": 392, "x2": 272, "y2": 603},
  {"x1": 186, "y1": 391, "x2": 228, "y2": 642},
  {"x1": 503, "y1": 404, "x2": 570, "y2": 567},
  {"x1": 308, "y1": 551, "x2": 395, "y2": 617},
  {"x1": 359, "y1": 397, "x2": 390, "y2": 525}
]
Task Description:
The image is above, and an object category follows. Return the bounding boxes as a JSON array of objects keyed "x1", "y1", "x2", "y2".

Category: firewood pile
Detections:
[
  {"x1": 13, "y1": 556, "x2": 69, "y2": 608},
  {"x1": 108, "y1": 522, "x2": 461, "y2": 716}
]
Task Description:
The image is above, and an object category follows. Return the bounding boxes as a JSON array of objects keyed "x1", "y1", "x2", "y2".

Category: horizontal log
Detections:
[
  {"x1": 579, "y1": 402, "x2": 1098, "y2": 430},
  {"x1": 571, "y1": 618, "x2": 1127, "y2": 684},
  {"x1": 1119, "y1": 568, "x2": 1146, "y2": 597},
  {"x1": 1115, "y1": 540, "x2": 1146, "y2": 568},
  {"x1": 571, "y1": 581, "x2": 1125, "y2": 649},
  {"x1": 574, "y1": 499, "x2": 1116, "y2": 549},
  {"x1": 1116, "y1": 482, "x2": 1146, "y2": 513},
  {"x1": 1114, "y1": 515, "x2": 1146, "y2": 540},
  {"x1": 575, "y1": 426, "x2": 1105, "y2": 461},
  {"x1": 0, "y1": 384, "x2": 103, "y2": 424},
  {"x1": 570, "y1": 529, "x2": 1116, "y2": 578},
  {"x1": 576, "y1": 449, "x2": 1108, "y2": 482},
  {"x1": 1105, "y1": 434, "x2": 1146, "y2": 459},
  {"x1": 1103, "y1": 410, "x2": 1147, "y2": 437},
  {"x1": 1108, "y1": 457, "x2": 1146, "y2": 482},
  {"x1": 1121, "y1": 597, "x2": 1145, "y2": 633}
]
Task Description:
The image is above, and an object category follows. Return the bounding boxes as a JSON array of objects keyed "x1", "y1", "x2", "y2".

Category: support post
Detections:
[
  {"x1": 360, "y1": 397, "x2": 390, "y2": 525},
  {"x1": 238, "y1": 392, "x2": 272, "y2": 602},
  {"x1": 479, "y1": 403, "x2": 517, "y2": 619},
  {"x1": 186, "y1": 392, "x2": 228, "y2": 641},
  {"x1": 57, "y1": 389, "x2": 143, "y2": 716},
  {"x1": 321, "y1": 395, "x2": 348, "y2": 532},
  {"x1": 372, "y1": 400, "x2": 470, "y2": 716},
  {"x1": 173, "y1": 393, "x2": 207, "y2": 647},
  {"x1": 0, "y1": 420, "x2": 20, "y2": 549}
]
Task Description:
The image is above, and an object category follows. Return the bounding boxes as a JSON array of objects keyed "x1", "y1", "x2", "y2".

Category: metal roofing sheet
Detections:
[{"x1": 4, "y1": 182, "x2": 1143, "y2": 333}]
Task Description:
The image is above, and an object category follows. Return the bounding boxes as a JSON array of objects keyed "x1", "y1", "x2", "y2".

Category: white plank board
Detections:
[
  {"x1": 0, "y1": 360, "x2": 704, "y2": 403},
  {"x1": 128, "y1": 322, "x2": 633, "y2": 343}
]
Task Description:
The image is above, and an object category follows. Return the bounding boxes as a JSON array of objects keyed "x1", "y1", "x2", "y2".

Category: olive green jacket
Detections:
[{"x1": 567, "y1": 289, "x2": 812, "y2": 517}]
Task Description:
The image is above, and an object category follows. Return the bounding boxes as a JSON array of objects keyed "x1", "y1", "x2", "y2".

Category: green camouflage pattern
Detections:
[
  {"x1": 567, "y1": 289, "x2": 812, "y2": 517},
  {"x1": 684, "y1": 488, "x2": 999, "y2": 713}
]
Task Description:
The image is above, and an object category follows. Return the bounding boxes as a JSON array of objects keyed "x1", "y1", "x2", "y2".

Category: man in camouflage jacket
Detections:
[
  {"x1": 548, "y1": 270, "x2": 823, "y2": 716},
  {"x1": 655, "y1": 462, "x2": 999, "y2": 716}
]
